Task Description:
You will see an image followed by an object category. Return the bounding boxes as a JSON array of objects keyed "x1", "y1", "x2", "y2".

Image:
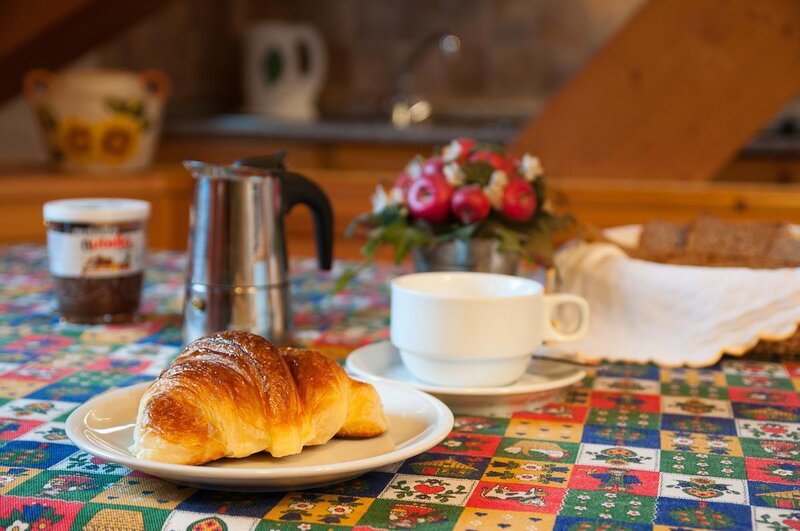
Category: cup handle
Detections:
[
  {"x1": 23, "y1": 69, "x2": 53, "y2": 103},
  {"x1": 541, "y1": 293, "x2": 590, "y2": 342},
  {"x1": 140, "y1": 69, "x2": 171, "y2": 101}
]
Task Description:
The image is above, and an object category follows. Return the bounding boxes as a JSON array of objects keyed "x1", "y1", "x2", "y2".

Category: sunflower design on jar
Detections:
[
  {"x1": 56, "y1": 117, "x2": 94, "y2": 163},
  {"x1": 95, "y1": 114, "x2": 140, "y2": 164}
]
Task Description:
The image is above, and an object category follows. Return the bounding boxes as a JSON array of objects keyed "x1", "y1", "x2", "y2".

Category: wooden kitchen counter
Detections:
[{"x1": 5, "y1": 164, "x2": 800, "y2": 261}]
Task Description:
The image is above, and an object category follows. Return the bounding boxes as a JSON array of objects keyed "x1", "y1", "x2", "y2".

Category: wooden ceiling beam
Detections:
[
  {"x1": 511, "y1": 0, "x2": 800, "y2": 181},
  {"x1": 0, "y1": 0, "x2": 171, "y2": 104}
]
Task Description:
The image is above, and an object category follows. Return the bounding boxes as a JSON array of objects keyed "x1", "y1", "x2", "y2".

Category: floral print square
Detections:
[
  {"x1": 495, "y1": 438, "x2": 579, "y2": 463},
  {"x1": 0, "y1": 378, "x2": 47, "y2": 399},
  {"x1": 568, "y1": 465, "x2": 659, "y2": 496},
  {"x1": 264, "y1": 493, "x2": 373, "y2": 526},
  {"x1": 379, "y1": 474, "x2": 476, "y2": 506},
  {"x1": 0, "y1": 418, "x2": 42, "y2": 440},
  {"x1": 0, "y1": 466, "x2": 41, "y2": 495},
  {"x1": 452, "y1": 416, "x2": 510, "y2": 435},
  {"x1": 15, "y1": 421, "x2": 69, "y2": 445},
  {"x1": 427, "y1": 433, "x2": 501, "y2": 457},
  {"x1": 560, "y1": 489, "x2": 656, "y2": 523},
  {"x1": 590, "y1": 392, "x2": 661, "y2": 413},
  {"x1": 752, "y1": 506, "x2": 800, "y2": 530},
  {"x1": 8, "y1": 470, "x2": 119, "y2": 501},
  {"x1": 71, "y1": 502, "x2": 171, "y2": 531},
  {"x1": 575, "y1": 444, "x2": 660, "y2": 471},
  {"x1": 50, "y1": 451, "x2": 130, "y2": 476},
  {"x1": 456, "y1": 507, "x2": 556, "y2": 531},
  {"x1": 482, "y1": 458, "x2": 572, "y2": 487},
  {"x1": 91, "y1": 473, "x2": 194, "y2": 509},
  {"x1": 586, "y1": 409, "x2": 660, "y2": 429},
  {"x1": 593, "y1": 377, "x2": 661, "y2": 395},
  {"x1": 659, "y1": 450, "x2": 745, "y2": 479},
  {"x1": 466, "y1": 481, "x2": 566, "y2": 514},
  {"x1": 736, "y1": 420, "x2": 800, "y2": 442},
  {"x1": 161, "y1": 511, "x2": 260, "y2": 531},
  {"x1": 504, "y1": 419, "x2": 583, "y2": 442},
  {"x1": 662, "y1": 396, "x2": 733, "y2": 418},
  {"x1": 658, "y1": 472, "x2": 748, "y2": 504},
  {"x1": 0, "y1": 498, "x2": 83, "y2": 531},
  {"x1": 745, "y1": 458, "x2": 800, "y2": 485},
  {"x1": 0, "y1": 398, "x2": 77, "y2": 421},
  {"x1": 398, "y1": 453, "x2": 489, "y2": 480},
  {"x1": 728, "y1": 387, "x2": 800, "y2": 406},
  {"x1": 660, "y1": 431, "x2": 743, "y2": 456},
  {"x1": 512, "y1": 404, "x2": 589, "y2": 423},
  {"x1": 355, "y1": 499, "x2": 459, "y2": 530}
]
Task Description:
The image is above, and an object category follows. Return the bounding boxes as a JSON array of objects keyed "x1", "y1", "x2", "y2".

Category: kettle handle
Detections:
[
  {"x1": 282, "y1": 172, "x2": 334, "y2": 270},
  {"x1": 234, "y1": 155, "x2": 334, "y2": 270}
]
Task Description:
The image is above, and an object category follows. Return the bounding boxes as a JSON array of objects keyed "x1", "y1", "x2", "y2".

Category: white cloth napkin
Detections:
[{"x1": 554, "y1": 241, "x2": 800, "y2": 367}]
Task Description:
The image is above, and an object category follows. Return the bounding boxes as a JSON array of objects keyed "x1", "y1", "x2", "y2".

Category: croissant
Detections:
[{"x1": 132, "y1": 331, "x2": 388, "y2": 465}]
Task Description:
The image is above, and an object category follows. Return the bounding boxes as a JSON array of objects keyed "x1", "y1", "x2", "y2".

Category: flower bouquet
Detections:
[{"x1": 340, "y1": 138, "x2": 572, "y2": 286}]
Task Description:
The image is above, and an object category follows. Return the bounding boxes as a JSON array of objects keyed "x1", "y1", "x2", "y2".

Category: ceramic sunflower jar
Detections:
[{"x1": 24, "y1": 68, "x2": 170, "y2": 172}]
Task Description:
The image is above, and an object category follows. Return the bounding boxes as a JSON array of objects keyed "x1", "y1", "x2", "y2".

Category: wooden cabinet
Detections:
[{"x1": 6, "y1": 161, "x2": 800, "y2": 261}]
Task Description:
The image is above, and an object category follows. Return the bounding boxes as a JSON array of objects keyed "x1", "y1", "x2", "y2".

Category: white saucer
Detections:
[
  {"x1": 66, "y1": 381, "x2": 453, "y2": 492},
  {"x1": 346, "y1": 341, "x2": 587, "y2": 416}
]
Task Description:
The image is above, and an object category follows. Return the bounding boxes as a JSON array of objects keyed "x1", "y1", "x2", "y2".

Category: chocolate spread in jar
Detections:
[{"x1": 43, "y1": 199, "x2": 151, "y2": 324}]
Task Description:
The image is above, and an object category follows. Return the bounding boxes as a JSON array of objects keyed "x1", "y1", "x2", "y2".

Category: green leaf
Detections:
[
  {"x1": 462, "y1": 161, "x2": 494, "y2": 187},
  {"x1": 332, "y1": 266, "x2": 360, "y2": 293},
  {"x1": 473, "y1": 142, "x2": 506, "y2": 155}
]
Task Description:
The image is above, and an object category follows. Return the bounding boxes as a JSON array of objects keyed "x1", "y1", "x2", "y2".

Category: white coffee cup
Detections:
[{"x1": 390, "y1": 272, "x2": 590, "y2": 387}]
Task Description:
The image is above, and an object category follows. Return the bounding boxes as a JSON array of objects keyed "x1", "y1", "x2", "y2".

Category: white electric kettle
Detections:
[{"x1": 244, "y1": 22, "x2": 327, "y2": 122}]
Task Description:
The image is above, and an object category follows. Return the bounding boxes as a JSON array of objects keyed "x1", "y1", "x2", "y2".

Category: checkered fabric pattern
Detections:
[{"x1": 0, "y1": 245, "x2": 799, "y2": 530}]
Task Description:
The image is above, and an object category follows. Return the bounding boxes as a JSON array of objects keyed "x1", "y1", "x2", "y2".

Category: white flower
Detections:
[
  {"x1": 516, "y1": 474, "x2": 539, "y2": 481},
  {"x1": 673, "y1": 456, "x2": 685, "y2": 461},
  {"x1": 443, "y1": 163, "x2": 465, "y2": 187},
  {"x1": 520, "y1": 154, "x2": 544, "y2": 181},
  {"x1": 674, "y1": 465, "x2": 685, "y2": 470},
  {"x1": 577, "y1": 495, "x2": 590, "y2": 500},
  {"x1": 6, "y1": 522, "x2": 29, "y2": 531},
  {"x1": 370, "y1": 185, "x2": 394, "y2": 213},
  {"x1": 629, "y1": 500, "x2": 642, "y2": 506},
  {"x1": 601, "y1": 502, "x2": 615, "y2": 508},
  {"x1": 721, "y1": 459, "x2": 732, "y2": 464},
  {"x1": 442, "y1": 140, "x2": 464, "y2": 162},
  {"x1": 774, "y1": 468, "x2": 794, "y2": 476},
  {"x1": 627, "y1": 510, "x2": 641, "y2": 517},
  {"x1": 405, "y1": 158, "x2": 423, "y2": 179},
  {"x1": 298, "y1": 525, "x2": 312, "y2": 531},
  {"x1": 573, "y1": 506, "x2": 587, "y2": 511},
  {"x1": 696, "y1": 454, "x2": 708, "y2": 459},
  {"x1": 289, "y1": 502, "x2": 315, "y2": 510},
  {"x1": 708, "y1": 440, "x2": 727, "y2": 448},
  {"x1": 673, "y1": 437, "x2": 693, "y2": 445},
  {"x1": 599, "y1": 513, "x2": 612, "y2": 519},
  {"x1": 504, "y1": 446, "x2": 521, "y2": 454},
  {"x1": 697, "y1": 470, "x2": 709, "y2": 476},
  {"x1": 443, "y1": 440, "x2": 462, "y2": 447},
  {"x1": 697, "y1": 462, "x2": 709, "y2": 468},
  {"x1": 521, "y1": 463, "x2": 544, "y2": 471},
  {"x1": 605, "y1": 493, "x2": 617, "y2": 498},
  {"x1": 327, "y1": 505, "x2": 353, "y2": 515},
  {"x1": 722, "y1": 468, "x2": 733, "y2": 474},
  {"x1": 482, "y1": 170, "x2": 509, "y2": 210}
]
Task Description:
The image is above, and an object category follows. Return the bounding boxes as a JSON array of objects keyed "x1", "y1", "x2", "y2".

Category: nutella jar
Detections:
[{"x1": 43, "y1": 198, "x2": 150, "y2": 324}]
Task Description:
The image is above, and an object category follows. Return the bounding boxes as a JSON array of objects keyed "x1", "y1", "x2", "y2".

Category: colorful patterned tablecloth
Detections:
[{"x1": 1, "y1": 245, "x2": 800, "y2": 531}]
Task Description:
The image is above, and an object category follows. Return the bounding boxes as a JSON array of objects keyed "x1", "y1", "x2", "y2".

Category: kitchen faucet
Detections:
[{"x1": 391, "y1": 32, "x2": 461, "y2": 129}]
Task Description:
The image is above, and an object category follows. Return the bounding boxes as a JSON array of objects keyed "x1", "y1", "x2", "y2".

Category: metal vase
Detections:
[{"x1": 412, "y1": 239, "x2": 520, "y2": 275}]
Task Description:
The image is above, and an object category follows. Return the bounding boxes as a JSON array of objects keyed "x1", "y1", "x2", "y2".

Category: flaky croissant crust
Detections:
[{"x1": 133, "y1": 331, "x2": 388, "y2": 465}]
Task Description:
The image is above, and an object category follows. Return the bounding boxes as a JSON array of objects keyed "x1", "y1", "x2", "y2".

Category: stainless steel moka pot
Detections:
[{"x1": 182, "y1": 153, "x2": 333, "y2": 345}]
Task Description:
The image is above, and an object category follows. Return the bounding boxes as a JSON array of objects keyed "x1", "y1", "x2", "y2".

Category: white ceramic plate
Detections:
[
  {"x1": 65, "y1": 381, "x2": 453, "y2": 492},
  {"x1": 346, "y1": 341, "x2": 587, "y2": 416}
]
